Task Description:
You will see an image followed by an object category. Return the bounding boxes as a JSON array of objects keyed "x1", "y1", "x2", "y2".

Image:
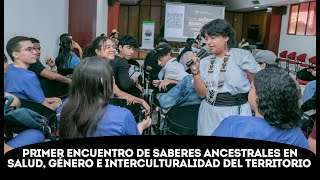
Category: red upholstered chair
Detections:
[
  {"x1": 296, "y1": 53, "x2": 308, "y2": 71},
  {"x1": 278, "y1": 50, "x2": 288, "y2": 68},
  {"x1": 287, "y1": 52, "x2": 297, "y2": 73},
  {"x1": 308, "y1": 56, "x2": 316, "y2": 68},
  {"x1": 296, "y1": 78, "x2": 309, "y2": 85}
]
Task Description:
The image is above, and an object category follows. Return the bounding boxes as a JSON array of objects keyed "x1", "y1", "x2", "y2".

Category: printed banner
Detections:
[{"x1": 141, "y1": 21, "x2": 155, "y2": 49}]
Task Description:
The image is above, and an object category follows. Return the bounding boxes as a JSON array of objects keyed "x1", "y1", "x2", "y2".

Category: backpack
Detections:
[{"x1": 4, "y1": 96, "x2": 57, "y2": 141}]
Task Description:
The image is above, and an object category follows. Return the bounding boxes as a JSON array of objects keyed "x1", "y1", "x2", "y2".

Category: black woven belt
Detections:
[{"x1": 206, "y1": 92, "x2": 248, "y2": 106}]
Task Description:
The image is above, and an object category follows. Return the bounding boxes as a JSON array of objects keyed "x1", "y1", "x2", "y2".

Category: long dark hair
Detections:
[
  {"x1": 254, "y1": 68, "x2": 301, "y2": 129},
  {"x1": 56, "y1": 36, "x2": 72, "y2": 71},
  {"x1": 177, "y1": 39, "x2": 198, "y2": 62},
  {"x1": 59, "y1": 56, "x2": 114, "y2": 139},
  {"x1": 200, "y1": 19, "x2": 236, "y2": 49},
  {"x1": 83, "y1": 36, "x2": 109, "y2": 58}
]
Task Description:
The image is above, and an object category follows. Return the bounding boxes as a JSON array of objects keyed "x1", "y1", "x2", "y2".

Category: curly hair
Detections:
[
  {"x1": 254, "y1": 68, "x2": 301, "y2": 129},
  {"x1": 200, "y1": 19, "x2": 236, "y2": 49},
  {"x1": 118, "y1": 35, "x2": 138, "y2": 48}
]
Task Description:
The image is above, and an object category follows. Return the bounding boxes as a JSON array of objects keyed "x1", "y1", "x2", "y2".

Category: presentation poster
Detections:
[
  {"x1": 141, "y1": 21, "x2": 155, "y2": 49},
  {"x1": 183, "y1": 5, "x2": 224, "y2": 37},
  {"x1": 164, "y1": 5, "x2": 185, "y2": 38},
  {"x1": 164, "y1": 2, "x2": 225, "y2": 42}
]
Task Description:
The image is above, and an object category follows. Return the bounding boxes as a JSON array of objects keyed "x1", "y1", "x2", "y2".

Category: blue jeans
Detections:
[
  {"x1": 156, "y1": 75, "x2": 203, "y2": 112},
  {"x1": 302, "y1": 80, "x2": 316, "y2": 104},
  {"x1": 6, "y1": 129, "x2": 45, "y2": 148}
]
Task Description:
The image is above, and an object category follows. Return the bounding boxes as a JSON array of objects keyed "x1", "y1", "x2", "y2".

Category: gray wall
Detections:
[
  {"x1": 96, "y1": 0, "x2": 109, "y2": 36},
  {"x1": 4, "y1": 0, "x2": 69, "y2": 67}
]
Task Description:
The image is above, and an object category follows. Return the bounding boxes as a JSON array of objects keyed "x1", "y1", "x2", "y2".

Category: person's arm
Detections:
[
  {"x1": 113, "y1": 80, "x2": 150, "y2": 113},
  {"x1": 42, "y1": 98, "x2": 61, "y2": 111},
  {"x1": 40, "y1": 68, "x2": 71, "y2": 84},
  {"x1": 244, "y1": 69, "x2": 255, "y2": 83},
  {"x1": 72, "y1": 41, "x2": 83, "y2": 60},
  {"x1": 137, "y1": 116, "x2": 152, "y2": 134},
  {"x1": 189, "y1": 56, "x2": 206, "y2": 98},
  {"x1": 146, "y1": 66, "x2": 152, "y2": 71},
  {"x1": 308, "y1": 122, "x2": 316, "y2": 155},
  {"x1": 301, "y1": 93, "x2": 316, "y2": 112},
  {"x1": 5, "y1": 92, "x2": 21, "y2": 108},
  {"x1": 117, "y1": 59, "x2": 135, "y2": 90},
  {"x1": 4, "y1": 143, "x2": 13, "y2": 154}
]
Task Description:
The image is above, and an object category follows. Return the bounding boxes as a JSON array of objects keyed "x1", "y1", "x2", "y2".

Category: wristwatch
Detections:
[{"x1": 192, "y1": 70, "x2": 200, "y2": 76}]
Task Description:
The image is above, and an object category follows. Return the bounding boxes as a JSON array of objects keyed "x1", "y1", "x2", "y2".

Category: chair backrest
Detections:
[
  {"x1": 165, "y1": 104, "x2": 200, "y2": 135},
  {"x1": 279, "y1": 50, "x2": 288, "y2": 58},
  {"x1": 309, "y1": 56, "x2": 316, "y2": 66},
  {"x1": 287, "y1": 52, "x2": 297, "y2": 60},
  {"x1": 296, "y1": 53, "x2": 307, "y2": 63},
  {"x1": 19, "y1": 99, "x2": 58, "y2": 137},
  {"x1": 110, "y1": 97, "x2": 142, "y2": 123}
]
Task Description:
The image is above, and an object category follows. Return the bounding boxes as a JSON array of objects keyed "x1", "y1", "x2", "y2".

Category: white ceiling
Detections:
[
  {"x1": 119, "y1": 0, "x2": 314, "y2": 12},
  {"x1": 223, "y1": 0, "x2": 314, "y2": 12}
]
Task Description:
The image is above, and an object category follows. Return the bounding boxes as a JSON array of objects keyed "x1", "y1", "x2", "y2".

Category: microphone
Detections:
[
  {"x1": 186, "y1": 45, "x2": 210, "y2": 68},
  {"x1": 196, "y1": 45, "x2": 210, "y2": 59}
]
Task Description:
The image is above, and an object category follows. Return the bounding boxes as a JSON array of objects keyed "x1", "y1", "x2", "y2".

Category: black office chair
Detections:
[
  {"x1": 19, "y1": 99, "x2": 58, "y2": 139},
  {"x1": 161, "y1": 104, "x2": 200, "y2": 135},
  {"x1": 110, "y1": 97, "x2": 151, "y2": 135}
]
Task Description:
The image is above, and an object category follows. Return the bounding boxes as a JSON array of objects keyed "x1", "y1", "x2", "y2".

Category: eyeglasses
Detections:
[{"x1": 17, "y1": 47, "x2": 37, "y2": 52}]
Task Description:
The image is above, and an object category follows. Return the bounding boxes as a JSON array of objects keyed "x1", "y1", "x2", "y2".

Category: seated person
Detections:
[
  {"x1": 241, "y1": 46, "x2": 252, "y2": 53},
  {"x1": 111, "y1": 35, "x2": 142, "y2": 97},
  {"x1": 152, "y1": 44, "x2": 188, "y2": 93},
  {"x1": 177, "y1": 39, "x2": 199, "y2": 71},
  {"x1": 55, "y1": 35, "x2": 81, "y2": 74},
  {"x1": 5, "y1": 36, "x2": 61, "y2": 111},
  {"x1": 254, "y1": 50, "x2": 279, "y2": 69},
  {"x1": 212, "y1": 68, "x2": 309, "y2": 150},
  {"x1": 143, "y1": 37, "x2": 167, "y2": 84},
  {"x1": 59, "y1": 33, "x2": 83, "y2": 59},
  {"x1": 4, "y1": 93, "x2": 45, "y2": 153},
  {"x1": 109, "y1": 29, "x2": 120, "y2": 46},
  {"x1": 238, "y1": 38, "x2": 249, "y2": 48},
  {"x1": 58, "y1": 56, "x2": 151, "y2": 138},
  {"x1": 296, "y1": 67, "x2": 316, "y2": 82},
  {"x1": 4, "y1": 54, "x2": 8, "y2": 73},
  {"x1": 155, "y1": 74, "x2": 203, "y2": 112},
  {"x1": 28, "y1": 38, "x2": 71, "y2": 98},
  {"x1": 82, "y1": 36, "x2": 150, "y2": 113},
  {"x1": 5, "y1": 129, "x2": 45, "y2": 150},
  {"x1": 302, "y1": 79, "x2": 316, "y2": 104},
  {"x1": 308, "y1": 122, "x2": 316, "y2": 155}
]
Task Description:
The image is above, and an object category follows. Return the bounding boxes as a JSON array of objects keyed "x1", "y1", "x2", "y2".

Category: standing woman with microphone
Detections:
[{"x1": 189, "y1": 19, "x2": 260, "y2": 136}]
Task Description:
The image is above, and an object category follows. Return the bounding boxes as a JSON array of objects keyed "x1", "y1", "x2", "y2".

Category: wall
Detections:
[
  {"x1": 4, "y1": 0, "x2": 69, "y2": 65},
  {"x1": 97, "y1": 0, "x2": 109, "y2": 36},
  {"x1": 242, "y1": 10, "x2": 267, "y2": 44},
  {"x1": 278, "y1": 4, "x2": 316, "y2": 57}
]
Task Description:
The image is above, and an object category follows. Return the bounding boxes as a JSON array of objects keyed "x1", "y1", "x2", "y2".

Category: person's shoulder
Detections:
[
  {"x1": 115, "y1": 56, "x2": 128, "y2": 64},
  {"x1": 223, "y1": 115, "x2": 262, "y2": 124},
  {"x1": 29, "y1": 61, "x2": 45, "y2": 69},
  {"x1": 107, "y1": 104, "x2": 132, "y2": 116},
  {"x1": 8, "y1": 64, "x2": 36, "y2": 76}
]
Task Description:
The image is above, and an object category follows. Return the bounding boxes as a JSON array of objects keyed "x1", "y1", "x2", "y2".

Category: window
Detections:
[{"x1": 287, "y1": 1, "x2": 316, "y2": 36}]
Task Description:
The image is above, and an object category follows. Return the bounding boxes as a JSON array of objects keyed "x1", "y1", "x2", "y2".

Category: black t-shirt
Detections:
[
  {"x1": 110, "y1": 56, "x2": 135, "y2": 91},
  {"x1": 143, "y1": 51, "x2": 162, "y2": 81},
  {"x1": 28, "y1": 60, "x2": 46, "y2": 77}
]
